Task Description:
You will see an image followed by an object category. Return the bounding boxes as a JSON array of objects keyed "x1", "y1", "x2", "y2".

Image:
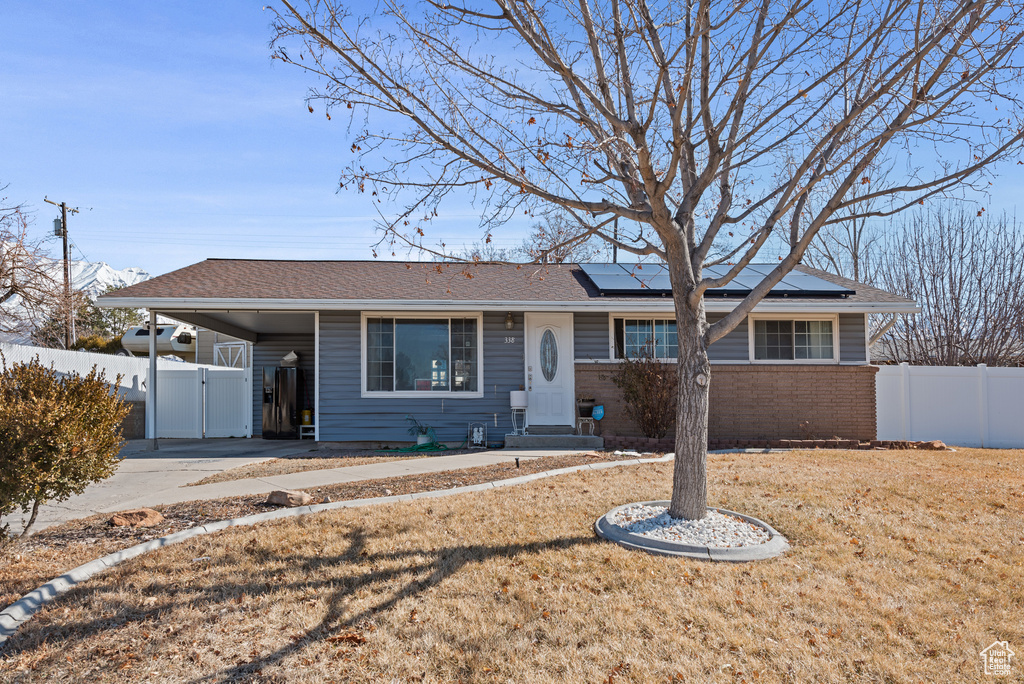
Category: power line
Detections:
[
  {"x1": 75, "y1": 234, "x2": 528, "y2": 248},
  {"x1": 42, "y1": 197, "x2": 80, "y2": 348}
]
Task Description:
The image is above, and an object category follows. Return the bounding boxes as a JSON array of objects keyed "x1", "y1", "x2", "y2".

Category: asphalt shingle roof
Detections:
[{"x1": 101, "y1": 259, "x2": 915, "y2": 306}]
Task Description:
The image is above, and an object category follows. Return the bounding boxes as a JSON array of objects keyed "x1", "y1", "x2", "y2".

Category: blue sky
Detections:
[
  {"x1": 1, "y1": 1, "x2": 511, "y2": 276},
  {"x1": 2, "y1": 3, "x2": 1020, "y2": 278}
]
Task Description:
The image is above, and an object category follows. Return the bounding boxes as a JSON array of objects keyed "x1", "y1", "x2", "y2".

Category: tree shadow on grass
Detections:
[
  {"x1": 3, "y1": 523, "x2": 601, "y2": 682},
  {"x1": 194, "y1": 528, "x2": 600, "y2": 683}
]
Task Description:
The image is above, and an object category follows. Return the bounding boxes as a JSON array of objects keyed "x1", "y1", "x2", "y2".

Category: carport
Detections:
[{"x1": 101, "y1": 303, "x2": 318, "y2": 445}]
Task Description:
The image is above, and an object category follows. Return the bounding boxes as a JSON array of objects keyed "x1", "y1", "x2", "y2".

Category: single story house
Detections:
[{"x1": 98, "y1": 260, "x2": 918, "y2": 445}]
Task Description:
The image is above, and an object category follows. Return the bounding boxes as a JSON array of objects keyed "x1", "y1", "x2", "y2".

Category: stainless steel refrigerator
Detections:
[{"x1": 262, "y1": 367, "x2": 303, "y2": 439}]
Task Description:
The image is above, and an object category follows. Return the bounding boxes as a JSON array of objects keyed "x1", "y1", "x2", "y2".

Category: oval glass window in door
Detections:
[{"x1": 540, "y1": 329, "x2": 558, "y2": 382}]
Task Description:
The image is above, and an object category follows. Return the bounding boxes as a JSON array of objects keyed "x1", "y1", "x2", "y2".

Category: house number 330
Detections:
[{"x1": 504, "y1": 336, "x2": 517, "y2": 344}]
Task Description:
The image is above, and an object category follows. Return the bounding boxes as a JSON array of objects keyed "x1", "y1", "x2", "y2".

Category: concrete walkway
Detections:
[
  {"x1": 1, "y1": 439, "x2": 311, "y2": 533},
  {"x1": 3, "y1": 439, "x2": 578, "y2": 533},
  {"x1": 139, "y1": 449, "x2": 559, "y2": 507}
]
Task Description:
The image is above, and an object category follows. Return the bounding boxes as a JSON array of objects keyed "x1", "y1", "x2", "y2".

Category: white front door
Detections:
[{"x1": 525, "y1": 313, "x2": 575, "y2": 427}]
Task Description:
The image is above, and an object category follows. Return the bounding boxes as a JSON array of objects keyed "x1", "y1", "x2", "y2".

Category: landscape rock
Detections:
[
  {"x1": 266, "y1": 490, "x2": 313, "y2": 507},
  {"x1": 922, "y1": 440, "x2": 947, "y2": 450},
  {"x1": 109, "y1": 508, "x2": 164, "y2": 527}
]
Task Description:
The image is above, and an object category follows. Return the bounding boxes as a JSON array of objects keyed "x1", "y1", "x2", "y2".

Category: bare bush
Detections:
[{"x1": 609, "y1": 345, "x2": 678, "y2": 439}]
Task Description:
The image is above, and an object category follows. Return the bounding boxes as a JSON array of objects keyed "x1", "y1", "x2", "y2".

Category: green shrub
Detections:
[
  {"x1": 71, "y1": 333, "x2": 124, "y2": 355},
  {"x1": 0, "y1": 354, "x2": 129, "y2": 541},
  {"x1": 609, "y1": 344, "x2": 678, "y2": 439}
]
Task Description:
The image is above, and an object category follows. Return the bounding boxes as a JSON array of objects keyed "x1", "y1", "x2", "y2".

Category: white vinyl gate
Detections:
[
  {"x1": 876, "y1": 363, "x2": 1024, "y2": 448},
  {"x1": 156, "y1": 367, "x2": 249, "y2": 438}
]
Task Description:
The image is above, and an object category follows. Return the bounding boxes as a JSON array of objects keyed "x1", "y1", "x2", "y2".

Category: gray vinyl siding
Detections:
[
  {"x1": 252, "y1": 334, "x2": 315, "y2": 435},
  {"x1": 196, "y1": 329, "x2": 215, "y2": 365},
  {"x1": 573, "y1": 312, "x2": 609, "y2": 360},
  {"x1": 706, "y1": 313, "x2": 748, "y2": 361},
  {"x1": 318, "y1": 311, "x2": 525, "y2": 443},
  {"x1": 839, "y1": 313, "x2": 867, "y2": 362}
]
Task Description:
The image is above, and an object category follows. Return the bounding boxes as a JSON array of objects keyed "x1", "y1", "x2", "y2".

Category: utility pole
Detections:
[{"x1": 43, "y1": 197, "x2": 79, "y2": 349}]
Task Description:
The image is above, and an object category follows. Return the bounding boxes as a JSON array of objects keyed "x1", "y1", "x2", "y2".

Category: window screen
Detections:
[
  {"x1": 754, "y1": 319, "x2": 833, "y2": 360},
  {"x1": 367, "y1": 317, "x2": 478, "y2": 392},
  {"x1": 613, "y1": 318, "x2": 678, "y2": 359}
]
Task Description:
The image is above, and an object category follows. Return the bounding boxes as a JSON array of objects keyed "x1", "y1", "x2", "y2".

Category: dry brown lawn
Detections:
[
  {"x1": 2, "y1": 447, "x2": 1022, "y2": 683},
  {"x1": 0, "y1": 451, "x2": 644, "y2": 609}
]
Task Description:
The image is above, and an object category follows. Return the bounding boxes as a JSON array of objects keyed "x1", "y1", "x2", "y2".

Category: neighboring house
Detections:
[{"x1": 98, "y1": 260, "x2": 918, "y2": 444}]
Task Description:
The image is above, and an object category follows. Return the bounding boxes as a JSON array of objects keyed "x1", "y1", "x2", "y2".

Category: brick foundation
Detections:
[
  {"x1": 575, "y1": 362, "x2": 878, "y2": 442},
  {"x1": 121, "y1": 401, "x2": 146, "y2": 440}
]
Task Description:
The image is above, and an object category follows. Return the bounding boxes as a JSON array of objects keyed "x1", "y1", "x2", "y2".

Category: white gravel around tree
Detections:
[{"x1": 607, "y1": 504, "x2": 770, "y2": 548}]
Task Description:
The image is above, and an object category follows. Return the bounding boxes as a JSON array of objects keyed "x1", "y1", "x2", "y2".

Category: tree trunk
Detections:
[
  {"x1": 19, "y1": 499, "x2": 41, "y2": 538},
  {"x1": 669, "y1": 299, "x2": 710, "y2": 520}
]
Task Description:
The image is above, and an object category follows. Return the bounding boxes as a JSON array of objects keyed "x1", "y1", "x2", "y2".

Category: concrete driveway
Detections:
[{"x1": 2, "y1": 439, "x2": 316, "y2": 534}]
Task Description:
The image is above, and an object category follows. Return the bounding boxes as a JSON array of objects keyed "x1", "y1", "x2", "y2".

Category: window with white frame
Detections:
[
  {"x1": 752, "y1": 318, "x2": 835, "y2": 361},
  {"x1": 613, "y1": 318, "x2": 678, "y2": 359},
  {"x1": 365, "y1": 316, "x2": 480, "y2": 393}
]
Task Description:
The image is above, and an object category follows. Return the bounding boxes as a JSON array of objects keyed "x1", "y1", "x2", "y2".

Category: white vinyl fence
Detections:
[
  {"x1": 0, "y1": 342, "x2": 169, "y2": 401},
  {"x1": 157, "y1": 367, "x2": 250, "y2": 438},
  {"x1": 876, "y1": 363, "x2": 1024, "y2": 448},
  {"x1": 0, "y1": 342, "x2": 249, "y2": 439}
]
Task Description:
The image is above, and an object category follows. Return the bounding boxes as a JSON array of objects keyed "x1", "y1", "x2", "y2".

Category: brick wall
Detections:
[
  {"x1": 121, "y1": 400, "x2": 146, "y2": 440},
  {"x1": 574, "y1": 363, "x2": 636, "y2": 438},
  {"x1": 575, "y1": 362, "x2": 878, "y2": 441}
]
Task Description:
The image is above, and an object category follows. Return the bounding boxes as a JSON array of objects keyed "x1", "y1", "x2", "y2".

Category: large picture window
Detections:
[
  {"x1": 365, "y1": 316, "x2": 480, "y2": 393},
  {"x1": 613, "y1": 318, "x2": 678, "y2": 359},
  {"x1": 752, "y1": 318, "x2": 835, "y2": 361}
]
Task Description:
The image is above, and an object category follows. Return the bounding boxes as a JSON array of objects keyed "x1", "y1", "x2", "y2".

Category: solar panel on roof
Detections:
[
  {"x1": 641, "y1": 274, "x2": 672, "y2": 290},
  {"x1": 713, "y1": 273, "x2": 765, "y2": 292},
  {"x1": 578, "y1": 263, "x2": 628, "y2": 276},
  {"x1": 579, "y1": 263, "x2": 673, "y2": 294},
  {"x1": 628, "y1": 263, "x2": 671, "y2": 290},
  {"x1": 580, "y1": 263, "x2": 854, "y2": 297},
  {"x1": 701, "y1": 265, "x2": 766, "y2": 293},
  {"x1": 586, "y1": 273, "x2": 644, "y2": 292}
]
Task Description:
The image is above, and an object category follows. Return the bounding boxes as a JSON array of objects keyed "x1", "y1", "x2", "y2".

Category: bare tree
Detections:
[
  {"x1": 30, "y1": 291, "x2": 103, "y2": 350},
  {"x1": 802, "y1": 164, "x2": 892, "y2": 283},
  {"x1": 1, "y1": 189, "x2": 60, "y2": 339},
  {"x1": 271, "y1": 0, "x2": 1024, "y2": 519},
  {"x1": 876, "y1": 206, "x2": 1024, "y2": 366},
  {"x1": 462, "y1": 240, "x2": 517, "y2": 262},
  {"x1": 461, "y1": 212, "x2": 607, "y2": 261},
  {"x1": 804, "y1": 214, "x2": 882, "y2": 284},
  {"x1": 518, "y1": 213, "x2": 608, "y2": 263}
]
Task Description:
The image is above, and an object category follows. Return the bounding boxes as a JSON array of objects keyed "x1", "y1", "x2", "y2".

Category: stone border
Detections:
[
  {"x1": 0, "y1": 454, "x2": 672, "y2": 646},
  {"x1": 594, "y1": 500, "x2": 790, "y2": 562}
]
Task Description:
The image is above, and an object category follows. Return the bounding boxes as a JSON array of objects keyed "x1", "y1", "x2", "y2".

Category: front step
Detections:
[
  {"x1": 503, "y1": 433, "x2": 603, "y2": 449},
  {"x1": 524, "y1": 425, "x2": 577, "y2": 435}
]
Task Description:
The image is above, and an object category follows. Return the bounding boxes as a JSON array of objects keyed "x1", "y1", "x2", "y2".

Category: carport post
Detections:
[{"x1": 146, "y1": 309, "x2": 158, "y2": 450}]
